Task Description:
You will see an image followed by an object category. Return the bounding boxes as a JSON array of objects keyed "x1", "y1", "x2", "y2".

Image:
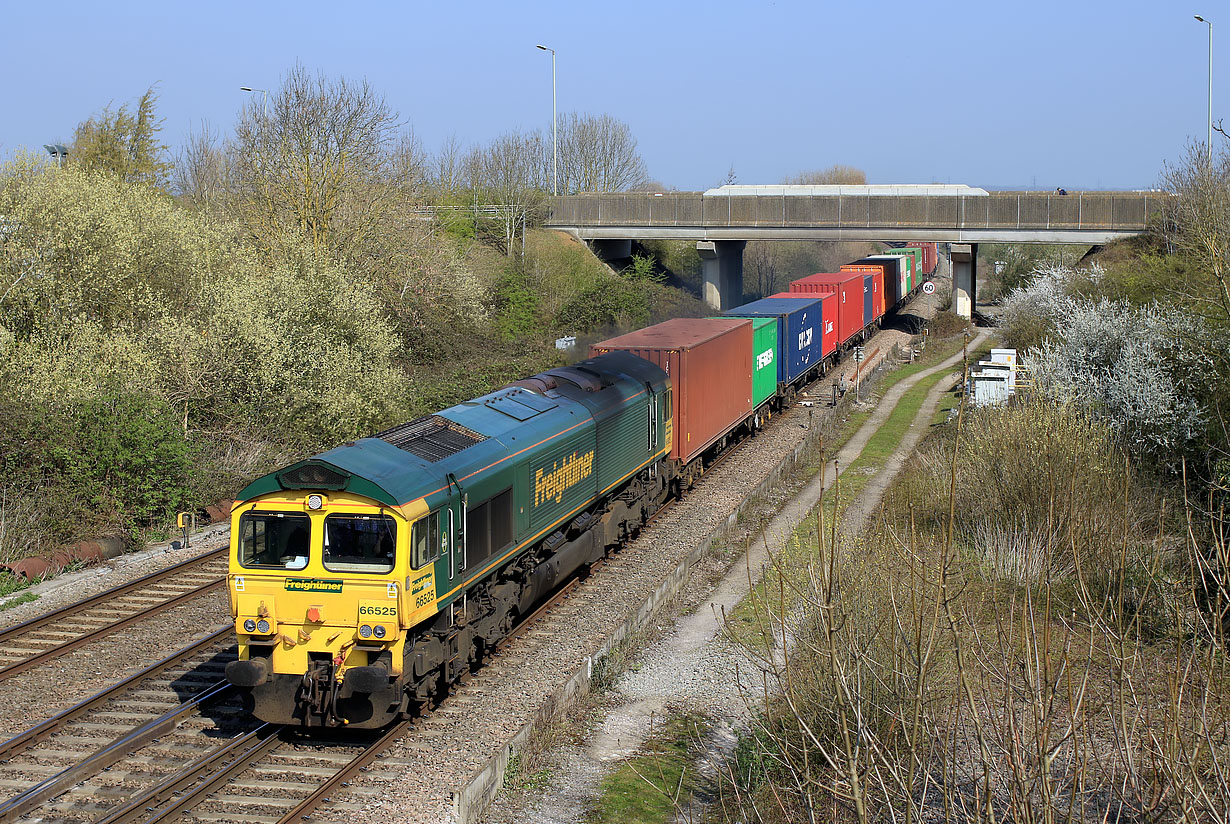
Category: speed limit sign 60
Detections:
[{"x1": 923, "y1": 281, "x2": 936, "y2": 294}]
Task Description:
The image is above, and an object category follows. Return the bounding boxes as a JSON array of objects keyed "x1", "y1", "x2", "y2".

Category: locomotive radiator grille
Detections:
[{"x1": 374, "y1": 415, "x2": 487, "y2": 462}]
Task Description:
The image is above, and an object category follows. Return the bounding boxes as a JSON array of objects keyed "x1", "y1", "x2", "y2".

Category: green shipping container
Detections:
[
  {"x1": 710, "y1": 316, "x2": 777, "y2": 408},
  {"x1": 888, "y1": 248, "x2": 918, "y2": 292}
]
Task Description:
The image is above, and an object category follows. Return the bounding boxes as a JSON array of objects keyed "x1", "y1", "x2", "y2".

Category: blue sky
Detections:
[{"x1": 0, "y1": 0, "x2": 1215, "y2": 190}]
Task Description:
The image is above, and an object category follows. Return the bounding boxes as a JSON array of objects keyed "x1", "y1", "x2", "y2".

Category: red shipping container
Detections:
[
  {"x1": 873, "y1": 269, "x2": 885, "y2": 319},
  {"x1": 590, "y1": 318, "x2": 753, "y2": 465},
  {"x1": 767, "y1": 292, "x2": 838, "y2": 357},
  {"x1": 841, "y1": 263, "x2": 897, "y2": 309},
  {"x1": 790, "y1": 272, "x2": 864, "y2": 346}
]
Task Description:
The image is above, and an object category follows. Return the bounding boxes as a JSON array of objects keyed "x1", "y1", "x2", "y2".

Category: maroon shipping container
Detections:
[
  {"x1": 767, "y1": 291, "x2": 838, "y2": 357},
  {"x1": 789, "y1": 272, "x2": 865, "y2": 346},
  {"x1": 590, "y1": 318, "x2": 753, "y2": 465}
]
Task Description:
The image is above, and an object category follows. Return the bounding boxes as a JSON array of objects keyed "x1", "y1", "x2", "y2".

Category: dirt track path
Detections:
[{"x1": 485, "y1": 331, "x2": 992, "y2": 823}]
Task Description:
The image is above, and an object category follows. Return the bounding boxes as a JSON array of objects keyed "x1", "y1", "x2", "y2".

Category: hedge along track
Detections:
[{"x1": 0, "y1": 548, "x2": 228, "y2": 681}]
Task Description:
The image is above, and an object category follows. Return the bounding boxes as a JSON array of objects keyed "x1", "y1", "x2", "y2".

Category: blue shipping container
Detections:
[
  {"x1": 724, "y1": 297, "x2": 825, "y2": 385},
  {"x1": 862, "y1": 274, "x2": 873, "y2": 326}
]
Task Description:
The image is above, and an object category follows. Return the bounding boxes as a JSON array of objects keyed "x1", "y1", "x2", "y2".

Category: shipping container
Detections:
[
  {"x1": 917, "y1": 242, "x2": 938, "y2": 276},
  {"x1": 862, "y1": 274, "x2": 874, "y2": 326},
  {"x1": 873, "y1": 268, "x2": 885, "y2": 319},
  {"x1": 886, "y1": 248, "x2": 921, "y2": 293},
  {"x1": 709, "y1": 315, "x2": 777, "y2": 409},
  {"x1": 840, "y1": 263, "x2": 895, "y2": 309},
  {"x1": 789, "y1": 272, "x2": 864, "y2": 346},
  {"x1": 590, "y1": 318, "x2": 753, "y2": 465},
  {"x1": 847, "y1": 257, "x2": 906, "y2": 308},
  {"x1": 724, "y1": 297, "x2": 826, "y2": 386},
  {"x1": 767, "y1": 292, "x2": 838, "y2": 357}
]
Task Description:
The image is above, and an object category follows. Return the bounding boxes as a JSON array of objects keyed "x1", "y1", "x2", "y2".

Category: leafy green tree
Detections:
[{"x1": 70, "y1": 87, "x2": 170, "y2": 187}]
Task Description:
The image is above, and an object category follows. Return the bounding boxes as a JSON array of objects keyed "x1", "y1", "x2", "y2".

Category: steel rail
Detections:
[
  {"x1": 0, "y1": 680, "x2": 236, "y2": 823},
  {"x1": 275, "y1": 722, "x2": 411, "y2": 823},
  {"x1": 0, "y1": 576, "x2": 227, "y2": 681},
  {"x1": 0, "y1": 546, "x2": 226, "y2": 644},
  {"x1": 0, "y1": 624, "x2": 232, "y2": 761},
  {"x1": 93, "y1": 724, "x2": 283, "y2": 824}
]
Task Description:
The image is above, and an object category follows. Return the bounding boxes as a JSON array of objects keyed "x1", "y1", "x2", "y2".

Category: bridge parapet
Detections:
[{"x1": 545, "y1": 190, "x2": 1166, "y2": 243}]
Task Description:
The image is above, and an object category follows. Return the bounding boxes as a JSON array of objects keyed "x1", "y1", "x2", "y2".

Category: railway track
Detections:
[
  {"x1": 0, "y1": 548, "x2": 228, "y2": 682},
  {"x1": 0, "y1": 552, "x2": 584, "y2": 823}
]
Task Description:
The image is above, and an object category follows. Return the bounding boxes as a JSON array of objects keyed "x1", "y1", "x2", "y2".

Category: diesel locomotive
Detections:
[{"x1": 225, "y1": 352, "x2": 674, "y2": 728}]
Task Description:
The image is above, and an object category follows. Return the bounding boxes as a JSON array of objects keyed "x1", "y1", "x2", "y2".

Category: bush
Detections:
[
  {"x1": 556, "y1": 277, "x2": 651, "y2": 332},
  {"x1": 492, "y1": 265, "x2": 540, "y2": 341},
  {"x1": 0, "y1": 157, "x2": 219, "y2": 336},
  {"x1": 199, "y1": 256, "x2": 411, "y2": 447},
  {"x1": 0, "y1": 388, "x2": 192, "y2": 546}
]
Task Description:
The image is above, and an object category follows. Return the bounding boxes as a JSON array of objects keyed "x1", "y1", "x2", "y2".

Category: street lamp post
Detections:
[
  {"x1": 240, "y1": 86, "x2": 269, "y2": 119},
  {"x1": 43, "y1": 144, "x2": 68, "y2": 168},
  {"x1": 1196, "y1": 15, "x2": 1213, "y2": 164},
  {"x1": 536, "y1": 44, "x2": 558, "y2": 196}
]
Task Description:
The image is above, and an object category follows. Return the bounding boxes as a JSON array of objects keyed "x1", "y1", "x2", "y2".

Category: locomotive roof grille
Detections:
[{"x1": 374, "y1": 415, "x2": 488, "y2": 462}]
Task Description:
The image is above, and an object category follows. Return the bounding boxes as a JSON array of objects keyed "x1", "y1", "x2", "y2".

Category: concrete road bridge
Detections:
[{"x1": 543, "y1": 185, "x2": 1167, "y2": 315}]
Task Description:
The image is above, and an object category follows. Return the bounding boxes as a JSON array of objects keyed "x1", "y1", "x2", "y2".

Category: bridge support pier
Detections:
[
  {"x1": 697, "y1": 240, "x2": 745, "y2": 310},
  {"x1": 950, "y1": 243, "x2": 977, "y2": 320}
]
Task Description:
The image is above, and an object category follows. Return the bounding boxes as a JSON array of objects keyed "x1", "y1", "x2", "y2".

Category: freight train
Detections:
[{"x1": 223, "y1": 244, "x2": 939, "y2": 728}]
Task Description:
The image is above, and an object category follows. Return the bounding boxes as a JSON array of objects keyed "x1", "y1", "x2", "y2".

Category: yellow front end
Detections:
[{"x1": 225, "y1": 491, "x2": 438, "y2": 727}]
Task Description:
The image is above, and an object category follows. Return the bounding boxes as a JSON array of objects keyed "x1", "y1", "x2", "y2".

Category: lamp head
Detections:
[
  {"x1": 240, "y1": 86, "x2": 253, "y2": 92},
  {"x1": 1196, "y1": 15, "x2": 1208, "y2": 23},
  {"x1": 536, "y1": 44, "x2": 549, "y2": 51}
]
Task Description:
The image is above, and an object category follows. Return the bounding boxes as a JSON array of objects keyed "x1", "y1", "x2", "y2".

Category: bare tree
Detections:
[
  {"x1": 555, "y1": 112, "x2": 650, "y2": 193},
  {"x1": 432, "y1": 134, "x2": 465, "y2": 200},
  {"x1": 466, "y1": 131, "x2": 545, "y2": 255},
  {"x1": 231, "y1": 64, "x2": 422, "y2": 256},
  {"x1": 1161, "y1": 141, "x2": 1230, "y2": 322},
  {"x1": 783, "y1": 164, "x2": 867, "y2": 185},
  {"x1": 173, "y1": 121, "x2": 232, "y2": 210}
]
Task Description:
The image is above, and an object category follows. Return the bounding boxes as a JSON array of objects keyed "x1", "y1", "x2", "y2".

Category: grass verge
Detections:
[
  {"x1": 587, "y1": 713, "x2": 710, "y2": 824},
  {"x1": 724, "y1": 347, "x2": 972, "y2": 648}
]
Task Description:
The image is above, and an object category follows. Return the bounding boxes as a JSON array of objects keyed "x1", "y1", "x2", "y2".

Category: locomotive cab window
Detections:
[
  {"x1": 238, "y1": 512, "x2": 311, "y2": 570},
  {"x1": 322, "y1": 514, "x2": 396, "y2": 574},
  {"x1": 411, "y1": 512, "x2": 440, "y2": 570},
  {"x1": 662, "y1": 389, "x2": 672, "y2": 419}
]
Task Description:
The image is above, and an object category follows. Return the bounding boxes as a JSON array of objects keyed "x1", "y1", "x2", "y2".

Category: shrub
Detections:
[
  {"x1": 0, "y1": 388, "x2": 192, "y2": 544},
  {"x1": 492, "y1": 265, "x2": 540, "y2": 341},
  {"x1": 0, "y1": 156, "x2": 220, "y2": 335},
  {"x1": 199, "y1": 256, "x2": 411, "y2": 447},
  {"x1": 1026, "y1": 297, "x2": 1205, "y2": 460},
  {"x1": 905, "y1": 401, "x2": 1153, "y2": 586},
  {"x1": 556, "y1": 277, "x2": 651, "y2": 332}
]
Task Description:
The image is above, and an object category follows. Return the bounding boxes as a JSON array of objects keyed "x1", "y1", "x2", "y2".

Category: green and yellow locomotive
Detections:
[{"x1": 225, "y1": 352, "x2": 671, "y2": 728}]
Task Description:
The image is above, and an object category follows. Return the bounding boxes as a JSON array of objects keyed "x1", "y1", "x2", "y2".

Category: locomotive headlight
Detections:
[
  {"x1": 307, "y1": 494, "x2": 324, "y2": 511},
  {"x1": 243, "y1": 619, "x2": 257, "y2": 633},
  {"x1": 373, "y1": 625, "x2": 387, "y2": 639},
  {"x1": 256, "y1": 619, "x2": 271, "y2": 634},
  {"x1": 359, "y1": 624, "x2": 373, "y2": 639}
]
